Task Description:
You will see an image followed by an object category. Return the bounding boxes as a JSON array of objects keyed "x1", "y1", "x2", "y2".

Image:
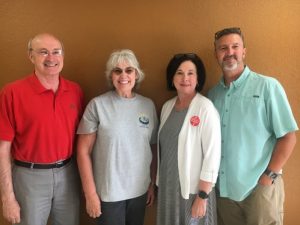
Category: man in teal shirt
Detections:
[{"x1": 208, "y1": 27, "x2": 298, "y2": 225}]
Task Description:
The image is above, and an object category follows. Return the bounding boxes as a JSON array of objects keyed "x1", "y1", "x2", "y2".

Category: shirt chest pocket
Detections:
[{"x1": 230, "y1": 95, "x2": 268, "y2": 126}]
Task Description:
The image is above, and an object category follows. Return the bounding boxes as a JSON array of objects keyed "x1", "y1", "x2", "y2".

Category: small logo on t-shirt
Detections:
[
  {"x1": 139, "y1": 114, "x2": 150, "y2": 128},
  {"x1": 190, "y1": 115, "x2": 200, "y2": 126}
]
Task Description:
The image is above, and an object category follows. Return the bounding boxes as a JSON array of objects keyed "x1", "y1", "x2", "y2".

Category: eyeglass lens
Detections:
[
  {"x1": 112, "y1": 67, "x2": 135, "y2": 75},
  {"x1": 31, "y1": 49, "x2": 63, "y2": 57}
]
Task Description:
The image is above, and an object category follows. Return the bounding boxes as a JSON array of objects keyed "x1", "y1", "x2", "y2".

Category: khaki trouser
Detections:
[{"x1": 217, "y1": 176, "x2": 284, "y2": 225}]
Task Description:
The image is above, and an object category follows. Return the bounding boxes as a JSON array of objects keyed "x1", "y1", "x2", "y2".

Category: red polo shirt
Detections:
[{"x1": 0, "y1": 73, "x2": 84, "y2": 163}]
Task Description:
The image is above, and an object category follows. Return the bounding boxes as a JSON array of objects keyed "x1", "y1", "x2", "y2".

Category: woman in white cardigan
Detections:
[{"x1": 156, "y1": 53, "x2": 221, "y2": 225}]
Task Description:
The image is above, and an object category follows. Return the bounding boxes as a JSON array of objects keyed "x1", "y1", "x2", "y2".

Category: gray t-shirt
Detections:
[{"x1": 77, "y1": 91, "x2": 158, "y2": 201}]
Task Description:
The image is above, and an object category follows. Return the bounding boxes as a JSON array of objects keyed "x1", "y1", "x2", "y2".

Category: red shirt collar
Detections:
[{"x1": 28, "y1": 72, "x2": 69, "y2": 94}]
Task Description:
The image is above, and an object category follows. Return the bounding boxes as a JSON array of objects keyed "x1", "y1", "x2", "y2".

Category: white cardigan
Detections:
[{"x1": 156, "y1": 93, "x2": 221, "y2": 199}]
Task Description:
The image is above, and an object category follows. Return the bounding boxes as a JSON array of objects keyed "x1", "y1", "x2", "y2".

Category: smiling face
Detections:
[
  {"x1": 173, "y1": 60, "x2": 198, "y2": 96},
  {"x1": 215, "y1": 33, "x2": 246, "y2": 73},
  {"x1": 214, "y1": 33, "x2": 247, "y2": 85},
  {"x1": 216, "y1": 34, "x2": 246, "y2": 72},
  {"x1": 28, "y1": 34, "x2": 64, "y2": 77},
  {"x1": 111, "y1": 61, "x2": 137, "y2": 98}
]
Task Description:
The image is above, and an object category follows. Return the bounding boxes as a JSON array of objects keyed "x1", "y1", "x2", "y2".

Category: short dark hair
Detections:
[
  {"x1": 166, "y1": 53, "x2": 206, "y2": 92},
  {"x1": 214, "y1": 27, "x2": 245, "y2": 46}
]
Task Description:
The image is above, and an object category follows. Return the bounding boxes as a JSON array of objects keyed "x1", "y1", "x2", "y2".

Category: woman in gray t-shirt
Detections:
[{"x1": 77, "y1": 49, "x2": 158, "y2": 225}]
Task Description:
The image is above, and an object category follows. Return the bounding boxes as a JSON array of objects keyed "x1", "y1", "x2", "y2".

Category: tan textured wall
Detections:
[{"x1": 0, "y1": 1, "x2": 299, "y2": 224}]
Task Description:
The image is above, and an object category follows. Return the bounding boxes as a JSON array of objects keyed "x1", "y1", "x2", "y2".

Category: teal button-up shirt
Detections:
[{"x1": 208, "y1": 66, "x2": 298, "y2": 201}]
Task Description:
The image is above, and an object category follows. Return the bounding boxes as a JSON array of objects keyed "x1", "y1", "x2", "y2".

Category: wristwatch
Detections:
[
  {"x1": 198, "y1": 190, "x2": 209, "y2": 199},
  {"x1": 264, "y1": 168, "x2": 279, "y2": 183}
]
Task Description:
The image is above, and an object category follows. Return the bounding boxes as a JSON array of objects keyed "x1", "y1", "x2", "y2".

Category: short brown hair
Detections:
[{"x1": 214, "y1": 27, "x2": 245, "y2": 46}]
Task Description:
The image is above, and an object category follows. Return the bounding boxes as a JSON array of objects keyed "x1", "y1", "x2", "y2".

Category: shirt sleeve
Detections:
[
  {"x1": 77, "y1": 98, "x2": 99, "y2": 134},
  {"x1": 199, "y1": 103, "x2": 221, "y2": 183},
  {"x1": 266, "y1": 79, "x2": 298, "y2": 138},
  {"x1": 0, "y1": 86, "x2": 15, "y2": 141}
]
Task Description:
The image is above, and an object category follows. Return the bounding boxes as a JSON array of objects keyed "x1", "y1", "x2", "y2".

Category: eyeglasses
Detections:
[
  {"x1": 214, "y1": 27, "x2": 242, "y2": 40},
  {"x1": 112, "y1": 67, "x2": 135, "y2": 75},
  {"x1": 30, "y1": 48, "x2": 63, "y2": 57},
  {"x1": 173, "y1": 53, "x2": 197, "y2": 59}
]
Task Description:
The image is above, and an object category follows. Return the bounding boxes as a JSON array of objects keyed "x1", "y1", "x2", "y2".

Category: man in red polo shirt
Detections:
[{"x1": 0, "y1": 33, "x2": 84, "y2": 225}]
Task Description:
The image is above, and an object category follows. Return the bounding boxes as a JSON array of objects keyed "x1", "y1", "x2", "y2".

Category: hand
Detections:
[
  {"x1": 146, "y1": 184, "x2": 156, "y2": 207},
  {"x1": 2, "y1": 197, "x2": 21, "y2": 224},
  {"x1": 191, "y1": 196, "x2": 207, "y2": 218},
  {"x1": 85, "y1": 193, "x2": 101, "y2": 218},
  {"x1": 258, "y1": 174, "x2": 273, "y2": 186}
]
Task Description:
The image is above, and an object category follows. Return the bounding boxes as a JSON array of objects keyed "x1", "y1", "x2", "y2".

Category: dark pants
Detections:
[{"x1": 97, "y1": 193, "x2": 147, "y2": 225}]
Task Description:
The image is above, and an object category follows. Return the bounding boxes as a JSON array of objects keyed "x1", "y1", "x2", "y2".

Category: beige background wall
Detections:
[{"x1": 0, "y1": 0, "x2": 299, "y2": 224}]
